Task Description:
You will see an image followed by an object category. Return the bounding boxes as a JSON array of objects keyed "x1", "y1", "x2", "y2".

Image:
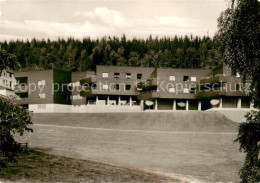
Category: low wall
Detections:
[
  {"x1": 71, "y1": 104, "x2": 142, "y2": 113},
  {"x1": 29, "y1": 104, "x2": 142, "y2": 113},
  {"x1": 208, "y1": 108, "x2": 257, "y2": 123}
]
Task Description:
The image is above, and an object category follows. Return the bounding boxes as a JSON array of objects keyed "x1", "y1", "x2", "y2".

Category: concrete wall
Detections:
[
  {"x1": 15, "y1": 70, "x2": 54, "y2": 104},
  {"x1": 29, "y1": 104, "x2": 142, "y2": 113},
  {"x1": 29, "y1": 104, "x2": 72, "y2": 113},
  {"x1": 71, "y1": 105, "x2": 142, "y2": 113},
  {"x1": 96, "y1": 65, "x2": 155, "y2": 96},
  {"x1": 156, "y1": 68, "x2": 212, "y2": 99}
]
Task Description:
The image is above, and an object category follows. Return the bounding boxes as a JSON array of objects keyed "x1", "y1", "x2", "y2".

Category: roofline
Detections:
[{"x1": 96, "y1": 65, "x2": 211, "y2": 71}]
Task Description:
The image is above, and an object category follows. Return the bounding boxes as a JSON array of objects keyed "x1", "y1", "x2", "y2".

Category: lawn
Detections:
[
  {"x1": 0, "y1": 150, "x2": 176, "y2": 183},
  {"x1": 13, "y1": 112, "x2": 244, "y2": 182}
]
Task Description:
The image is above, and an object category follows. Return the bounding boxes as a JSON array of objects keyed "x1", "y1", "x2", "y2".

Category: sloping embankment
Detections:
[{"x1": 32, "y1": 111, "x2": 238, "y2": 133}]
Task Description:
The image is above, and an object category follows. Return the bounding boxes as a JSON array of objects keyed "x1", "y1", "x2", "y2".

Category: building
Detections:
[
  {"x1": 0, "y1": 69, "x2": 18, "y2": 100},
  {"x1": 14, "y1": 70, "x2": 71, "y2": 112},
  {"x1": 12, "y1": 65, "x2": 253, "y2": 113}
]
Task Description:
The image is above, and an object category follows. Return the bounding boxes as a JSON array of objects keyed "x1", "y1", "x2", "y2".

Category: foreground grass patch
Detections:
[{"x1": 0, "y1": 150, "x2": 175, "y2": 183}]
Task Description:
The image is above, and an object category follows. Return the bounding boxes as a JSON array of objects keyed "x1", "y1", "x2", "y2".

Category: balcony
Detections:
[
  {"x1": 14, "y1": 85, "x2": 29, "y2": 93},
  {"x1": 136, "y1": 78, "x2": 158, "y2": 91},
  {"x1": 147, "y1": 78, "x2": 158, "y2": 86},
  {"x1": 196, "y1": 89, "x2": 247, "y2": 99},
  {"x1": 137, "y1": 90, "x2": 160, "y2": 100},
  {"x1": 200, "y1": 75, "x2": 229, "y2": 84},
  {"x1": 80, "y1": 90, "x2": 97, "y2": 98},
  {"x1": 14, "y1": 98, "x2": 29, "y2": 105}
]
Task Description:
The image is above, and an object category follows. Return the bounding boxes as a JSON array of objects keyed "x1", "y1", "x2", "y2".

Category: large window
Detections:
[
  {"x1": 190, "y1": 77, "x2": 196, "y2": 82},
  {"x1": 126, "y1": 73, "x2": 131, "y2": 79},
  {"x1": 114, "y1": 84, "x2": 120, "y2": 90},
  {"x1": 168, "y1": 87, "x2": 175, "y2": 93},
  {"x1": 38, "y1": 80, "x2": 46, "y2": 86},
  {"x1": 169, "y1": 75, "x2": 175, "y2": 81},
  {"x1": 183, "y1": 76, "x2": 189, "y2": 82},
  {"x1": 72, "y1": 95, "x2": 83, "y2": 100},
  {"x1": 183, "y1": 88, "x2": 189, "y2": 93},
  {"x1": 125, "y1": 85, "x2": 131, "y2": 90},
  {"x1": 190, "y1": 88, "x2": 196, "y2": 93},
  {"x1": 102, "y1": 84, "x2": 109, "y2": 90},
  {"x1": 137, "y1": 74, "x2": 142, "y2": 79},
  {"x1": 38, "y1": 93, "x2": 46, "y2": 98},
  {"x1": 114, "y1": 73, "x2": 120, "y2": 79},
  {"x1": 236, "y1": 84, "x2": 241, "y2": 91},
  {"x1": 102, "y1": 73, "x2": 108, "y2": 78}
]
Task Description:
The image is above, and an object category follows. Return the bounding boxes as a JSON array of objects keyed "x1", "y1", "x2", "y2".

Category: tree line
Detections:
[{"x1": 0, "y1": 35, "x2": 223, "y2": 72}]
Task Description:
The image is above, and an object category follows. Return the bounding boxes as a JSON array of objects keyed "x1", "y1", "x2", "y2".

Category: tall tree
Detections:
[
  {"x1": 217, "y1": 0, "x2": 260, "y2": 182},
  {"x1": 0, "y1": 49, "x2": 33, "y2": 165}
]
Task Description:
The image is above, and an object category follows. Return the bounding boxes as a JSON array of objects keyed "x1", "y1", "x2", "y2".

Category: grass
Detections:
[
  {"x1": 0, "y1": 150, "x2": 176, "y2": 183},
  {"x1": 13, "y1": 112, "x2": 243, "y2": 182},
  {"x1": 32, "y1": 111, "x2": 239, "y2": 132}
]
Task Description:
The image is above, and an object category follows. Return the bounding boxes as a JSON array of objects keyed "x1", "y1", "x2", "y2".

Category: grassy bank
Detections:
[{"x1": 0, "y1": 150, "x2": 176, "y2": 183}]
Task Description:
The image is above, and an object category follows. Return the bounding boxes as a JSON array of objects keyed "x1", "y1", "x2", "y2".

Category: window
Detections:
[
  {"x1": 102, "y1": 73, "x2": 108, "y2": 78},
  {"x1": 125, "y1": 85, "x2": 131, "y2": 90},
  {"x1": 183, "y1": 88, "x2": 189, "y2": 93},
  {"x1": 38, "y1": 93, "x2": 46, "y2": 98},
  {"x1": 114, "y1": 73, "x2": 120, "y2": 79},
  {"x1": 73, "y1": 81, "x2": 80, "y2": 87},
  {"x1": 38, "y1": 80, "x2": 46, "y2": 86},
  {"x1": 183, "y1": 76, "x2": 189, "y2": 82},
  {"x1": 72, "y1": 95, "x2": 83, "y2": 99},
  {"x1": 168, "y1": 87, "x2": 175, "y2": 93},
  {"x1": 114, "y1": 84, "x2": 120, "y2": 90},
  {"x1": 17, "y1": 93, "x2": 28, "y2": 99},
  {"x1": 137, "y1": 74, "x2": 142, "y2": 79},
  {"x1": 236, "y1": 72, "x2": 240, "y2": 78},
  {"x1": 191, "y1": 77, "x2": 196, "y2": 82},
  {"x1": 126, "y1": 73, "x2": 131, "y2": 79},
  {"x1": 102, "y1": 84, "x2": 109, "y2": 90},
  {"x1": 169, "y1": 75, "x2": 175, "y2": 81},
  {"x1": 236, "y1": 84, "x2": 241, "y2": 91},
  {"x1": 190, "y1": 88, "x2": 196, "y2": 93},
  {"x1": 38, "y1": 104, "x2": 46, "y2": 109}
]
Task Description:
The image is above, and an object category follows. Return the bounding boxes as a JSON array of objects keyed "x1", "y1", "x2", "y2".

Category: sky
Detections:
[{"x1": 0, "y1": 0, "x2": 229, "y2": 41}]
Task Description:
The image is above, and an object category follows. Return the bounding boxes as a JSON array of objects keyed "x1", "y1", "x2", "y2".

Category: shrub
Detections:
[
  {"x1": 0, "y1": 96, "x2": 33, "y2": 164},
  {"x1": 235, "y1": 110, "x2": 260, "y2": 183}
]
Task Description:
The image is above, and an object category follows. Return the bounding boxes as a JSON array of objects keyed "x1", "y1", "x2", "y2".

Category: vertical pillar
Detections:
[
  {"x1": 186, "y1": 100, "x2": 189, "y2": 111},
  {"x1": 141, "y1": 100, "x2": 144, "y2": 111},
  {"x1": 155, "y1": 99, "x2": 158, "y2": 110},
  {"x1": 173, "y1": 99, "x2": 176, "y2": 110},
  {"x1": 237, "y1": 97, "x2": 241, "y2": 109},
  {"x1": 129, "y1": 96, "x2": 132, "y2": 106},
  {"x1": 118, "y1": 96, "x2": 121, "y2": 106},
  {"x1": 96, "y1": 95, "x2": 98, "y2": 105},
  {"x1": 219, "y1": 97, "x2": 223, "y2": 109},
  {"x1": 198, "y1": 100, "x2": 201, "y2": 111},
  {"x1": 107, "y1": 95, "x2": 109, "y2": 105}
]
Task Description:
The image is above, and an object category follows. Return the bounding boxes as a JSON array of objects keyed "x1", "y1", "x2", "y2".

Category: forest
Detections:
[{"x1": 0, "y1": 35, "x2": 223, "y2": 71}]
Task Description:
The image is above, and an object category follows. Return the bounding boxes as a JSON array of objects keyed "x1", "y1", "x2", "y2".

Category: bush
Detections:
[
  {"x1": 235, "y1": 110, "x2": 260, "y2": 183},
  {"x1": 0, "y1": 96, "x2": 33, "y2": 164}
]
